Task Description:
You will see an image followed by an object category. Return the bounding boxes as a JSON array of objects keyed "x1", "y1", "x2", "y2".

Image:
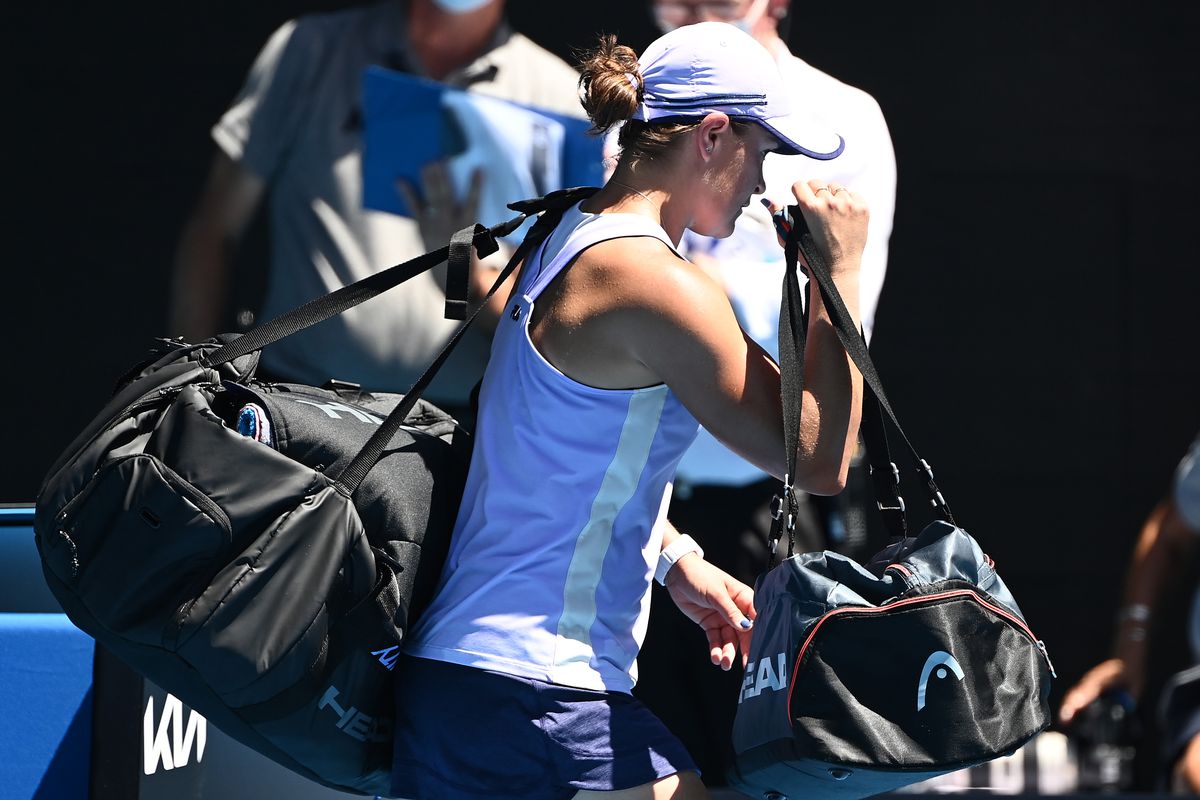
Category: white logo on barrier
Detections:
[
  {"x1": 739, "y1": 652, "x2": 789, "y2": 703},
  {"x1": 292, "y1": 399, "x2": 383, "y2": 424},
  {"x1": 916, "y1": 650, "x2": 965, "y2": 711},
  {"x1": 143, "y1": 693, "x2": 207, "y2": 774}
]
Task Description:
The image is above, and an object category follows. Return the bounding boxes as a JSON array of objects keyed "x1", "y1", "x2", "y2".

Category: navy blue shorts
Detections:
[{"x1": 391, "y1": 656, "x2": 698, "y2": 799}]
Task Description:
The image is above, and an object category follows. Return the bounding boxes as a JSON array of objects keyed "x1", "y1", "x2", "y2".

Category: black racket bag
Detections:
[{"x1": 33, "y1": 188, "x2": 593, "y2": 795}]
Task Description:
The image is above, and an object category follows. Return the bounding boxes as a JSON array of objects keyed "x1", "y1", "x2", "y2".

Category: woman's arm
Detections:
[
  {"x1": 616, "y1": 181, "x2": 866, "y2": 493},
  {"x1": 1058, "y1": 499, "x2": 1198, "y2": 723}
]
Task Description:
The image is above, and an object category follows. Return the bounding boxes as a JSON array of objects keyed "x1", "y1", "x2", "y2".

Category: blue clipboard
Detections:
[{"x1": 361, "y1": 66, "x2": 604, "y2": 225}]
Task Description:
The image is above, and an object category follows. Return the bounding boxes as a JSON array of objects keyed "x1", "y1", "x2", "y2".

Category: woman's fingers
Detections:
[{"x1": 789, "y1": 179, "x2": 870, "y2": 270}]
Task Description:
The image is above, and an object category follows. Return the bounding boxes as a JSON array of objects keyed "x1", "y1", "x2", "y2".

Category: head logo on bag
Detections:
[
  {"x1": 291, "y1": 398, "x2": 383, "y2": 424},
  {"x1": 739, "y1": 652, "x2": 789, "y2": 703},
  {"x1": 318, "y1": 685, "x2": 391, "y2": 743},
  {"x1": 916, "y1": 650, "x2": 965, "y2": 711}
]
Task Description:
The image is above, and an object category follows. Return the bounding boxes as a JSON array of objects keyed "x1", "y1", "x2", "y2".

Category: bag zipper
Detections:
[
  {"x1": 46, "y1": 386, "x2": 187, "y2": 510},
  {"x1": 154, "y1": 460, "x2": 233, "y2": 540},
  {"x1": 54, "y1": 453, "x2": 233, "y2": 581},
  {"x1": 785, "y1": 588, "x2": 1055, "y2": 722},
  {"x1": 53, "y1": 454, "x2": 146, "y2": 564}
]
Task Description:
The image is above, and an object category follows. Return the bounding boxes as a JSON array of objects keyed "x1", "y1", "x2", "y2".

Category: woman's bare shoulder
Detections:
[{"x1": 576, "y1": 235, "x2": 725, "y2": 317}]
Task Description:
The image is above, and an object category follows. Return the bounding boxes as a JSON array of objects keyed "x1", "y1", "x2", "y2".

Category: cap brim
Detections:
[{"x1": 755, "y1": 115, "x2": 845, "y2": 160}]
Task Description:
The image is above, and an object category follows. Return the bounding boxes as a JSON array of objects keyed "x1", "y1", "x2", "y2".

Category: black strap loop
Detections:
[
  {"x1": 445, "y1": 223, "x2": 497, "y2": 320},
  {"x1": 862, "y1": 387, "x2": 907, "y2": 540}
]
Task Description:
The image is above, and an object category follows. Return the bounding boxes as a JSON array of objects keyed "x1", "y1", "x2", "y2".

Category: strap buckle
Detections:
[
  {"x1": 768, "y1": 477, "x2": 798, "y2": 561},
  {"x1": 869, "y1": 460, "x2": 901, "y2": 488},
  {"x1": 770, "y1": 476, "x2": 797, "y2": 531},
  {"x1": 472, "y1": 226, "x2": 500, "y2": 260},
  {"x1": 918, "y1": 458, "x2": 954, "y2": 520},
  {"x1": 769, "y1": 493, "x2": 785, "y2": 521}
]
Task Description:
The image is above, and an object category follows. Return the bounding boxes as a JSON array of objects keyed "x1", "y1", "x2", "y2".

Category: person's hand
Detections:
[
  {"x1": 396, "y1": 161, "x2": 484, "y2": 252},
  {"x1": 1058, "y1": 657, "x2": 1143, "y2": 725},
  {"x1": 664, "y1": 554, "x2": 756, "y2": 671},
  {"x1": 789, "y1": 178, "x2": 869, "y2": 275}
]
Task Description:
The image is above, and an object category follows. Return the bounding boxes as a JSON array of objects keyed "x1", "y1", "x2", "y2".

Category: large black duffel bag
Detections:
[{"x1": 33, "y1": 188, "x2": 594, "y2": 796}]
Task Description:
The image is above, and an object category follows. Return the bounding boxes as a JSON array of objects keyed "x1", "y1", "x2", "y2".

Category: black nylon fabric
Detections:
[
  {"x1": 33, "y1": 190, "x2": 590, "y2": 796},
  {"x1": 35, "y1": 342, "x2": 458, "y2": 794},
  {"x1": 790, "y1": 595, "x2": 1046, "y2": 766},
  {"x1": 213, "y1": 381, "x2": 468, "y2": 620},
  {"x1": 729, "y1": 522, "x2": 1053, "y2": 800}
]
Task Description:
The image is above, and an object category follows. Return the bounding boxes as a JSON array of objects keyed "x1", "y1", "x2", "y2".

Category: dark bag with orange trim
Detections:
[{"x1": 727, "y1": 209, "x2": 1053, "y2": 800}]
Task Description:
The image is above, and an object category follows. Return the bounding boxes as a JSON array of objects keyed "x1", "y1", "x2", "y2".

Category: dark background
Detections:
[{"x1": 8, "y1": 0, "x2": 1200, "y2": 785}]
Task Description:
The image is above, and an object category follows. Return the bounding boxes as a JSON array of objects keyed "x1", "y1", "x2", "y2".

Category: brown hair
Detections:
[{"x1": 578, "y1": 35, "x2": 756, "y2": 166}]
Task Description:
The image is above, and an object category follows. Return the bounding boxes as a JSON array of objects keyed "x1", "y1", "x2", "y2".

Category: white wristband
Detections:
[
  {"x1": 1117, "y1": 603, "x2": 1151, "y2": 624},
  {"x1": 655, "y1": 534, "x2": 704, "y2": 585}
]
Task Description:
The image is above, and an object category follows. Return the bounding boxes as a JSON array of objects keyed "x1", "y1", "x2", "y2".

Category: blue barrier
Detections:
[
  {"x1": 0, "y1": 507, "x2": 92, "y2": 799},
  {"x1": 0, "y1": 505, "x2": 61, "y2": 613},
  {"x1": 0, "y1": 613, "x2": 93, "y2": 799},
  {"x1": 0, "y1": 505, "x2": 361, "y2": 798}
]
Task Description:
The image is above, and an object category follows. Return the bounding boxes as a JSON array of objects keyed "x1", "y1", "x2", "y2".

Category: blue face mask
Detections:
[
  {"x1": 730, "y1": 0, "x2": 770, "y2": 35},
  {"x1": 431, "y1": 0, "x2": 493, "y2": 13},
  {"x1": 655, "y1": 0, "x2": 770, "y2": 35}
]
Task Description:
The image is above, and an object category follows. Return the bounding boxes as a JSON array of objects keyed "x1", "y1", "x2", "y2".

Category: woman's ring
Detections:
[{"x1": 814, "y1": 186, "x2": 831, "y2": 194}]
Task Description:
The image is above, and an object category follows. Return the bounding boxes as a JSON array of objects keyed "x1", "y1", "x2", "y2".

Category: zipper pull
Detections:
[{"x1": 1036, "y1": 639, "x2": 1057, "y2": 678}]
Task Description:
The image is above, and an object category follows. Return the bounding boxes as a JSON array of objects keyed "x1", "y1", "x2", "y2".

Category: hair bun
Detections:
[{"x1": 578, "y1": 35, "x2": 642, "y2": 134}]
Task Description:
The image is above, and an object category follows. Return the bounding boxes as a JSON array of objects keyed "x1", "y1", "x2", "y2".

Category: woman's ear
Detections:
[{"x1": 696, "y1": 112, "x2": 731, "y2": 159}]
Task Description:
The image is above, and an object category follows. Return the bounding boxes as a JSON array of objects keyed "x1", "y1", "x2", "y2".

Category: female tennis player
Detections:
[{"x1": 392, "y1": 21, "x2": 867, "y2": 800}]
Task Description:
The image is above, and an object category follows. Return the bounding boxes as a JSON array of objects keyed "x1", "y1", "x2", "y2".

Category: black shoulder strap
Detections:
[
  {"x1": 200, "y1": 186, "x2": 597, "y2": 369},
  {"x1": 767, "y1": 226, "x2": 809, "y2": 563},
  {"x1": 333, "y1": 186, "x2": 597, "y2": 495},
  {"x1": 769, "y1": 205, "x2": 954, "y2": 561}
]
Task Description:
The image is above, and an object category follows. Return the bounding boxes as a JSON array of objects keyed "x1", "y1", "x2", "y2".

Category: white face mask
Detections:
[{"x1": 431, "y1": 0, "x2": 493, "y2": 14}]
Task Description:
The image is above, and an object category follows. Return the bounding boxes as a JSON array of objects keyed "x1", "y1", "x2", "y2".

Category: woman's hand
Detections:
[
  {"x1": 665, "y1": 554, "x2": 757, "y2": 671},
  {"x1": 1058, "y1": 657, "x2": 1142, "y2": 725},
  {"x1": 790, "y1": 178, "x2": 870, "y2": 275}
]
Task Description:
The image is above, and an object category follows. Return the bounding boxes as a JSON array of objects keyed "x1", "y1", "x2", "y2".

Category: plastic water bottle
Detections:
[{"x1": 1072, "y1": 690, "x2": 1140, "y2": 792}]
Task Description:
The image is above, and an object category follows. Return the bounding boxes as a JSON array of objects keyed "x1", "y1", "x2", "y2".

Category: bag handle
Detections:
[
  {"x1": 332, "y1": 187, "x2": 597, "y2": 496},
  {"x1": 768, "y1": 207, "x2": 954, "y2": 561},
  {"x1": 791, "y1": 211, "x2": 955, "y2": 528},
  {"x1": 768, "y1": 223, "x2": 810, "y2": 561}
]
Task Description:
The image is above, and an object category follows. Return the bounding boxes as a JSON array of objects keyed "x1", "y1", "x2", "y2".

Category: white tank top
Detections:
[{"x1": 405, "y1": 202, "x2": 700, "y2": 692}]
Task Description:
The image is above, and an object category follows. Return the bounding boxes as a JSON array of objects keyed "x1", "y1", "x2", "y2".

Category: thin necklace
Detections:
[{"x1": 608, "y1": 179, "x2": 657, "y2": 207}]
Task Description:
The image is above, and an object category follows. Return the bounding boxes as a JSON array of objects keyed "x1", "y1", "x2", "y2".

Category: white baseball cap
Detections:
[{"x1": 632, "y1": 21, "x2": 844, "y2": 160}]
